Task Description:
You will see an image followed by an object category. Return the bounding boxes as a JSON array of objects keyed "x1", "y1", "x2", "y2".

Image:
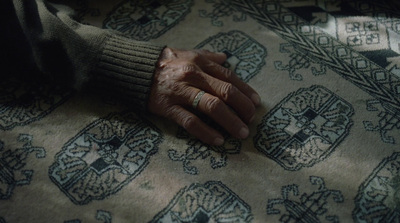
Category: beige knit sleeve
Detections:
[
  {"x1": 12, "y1": 0, "x2": 165, "y2": 111},
  {"x1": 92, "y1": 35, "x2": 165, "y2": 110}
]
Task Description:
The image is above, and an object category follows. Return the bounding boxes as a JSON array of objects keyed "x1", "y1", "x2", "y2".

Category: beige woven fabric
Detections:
[{"x1": 1, "y1": 0, "x2": 400, "y2": 222}]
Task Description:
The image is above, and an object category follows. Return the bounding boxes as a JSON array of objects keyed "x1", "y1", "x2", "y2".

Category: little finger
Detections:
[
  {"x1": 201, "y1": 61, "x2": 261, "y2": 106},
  {"x1": 196, "y1": 93, "x2": 250, "y2": 139},
  {"x1": 166, "y1": 105, "x2": 225, "y2": 145}
]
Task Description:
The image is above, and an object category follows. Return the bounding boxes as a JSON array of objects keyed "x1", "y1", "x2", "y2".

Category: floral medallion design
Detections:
[
  {"x1": 353, "y1": 152, "x2": 400, "y2": 222},
  {"x1": 103, "y1": 0, "x2": 193, "y2": 41},
  {"x1": 254, "y1": 85, "x2": 354, "y2": 171},
  {"x1": 169, "y1": 30, "x2": 267, "y2": 175},
  {"x1": 196, "y1": 30, "x2": 267, "y2": 82},
  {"x1": 151, "y1": 181, "x2": 253, "y2": 222},
  {"x1": 0, "y1": 78, "x2": 70, "y2": 130},
  {"x1": 169, "y1": 124, "x2": 242, "y2": 175},
  {"x1": 49, "y1": 112, "x2": 163, "y2": 205},
  {"x1": 0, "y1": 134, "x2": 46, "y2": 199},
  {"x1": 268, "y1": 176, "x2": 344, "y2": 222}
]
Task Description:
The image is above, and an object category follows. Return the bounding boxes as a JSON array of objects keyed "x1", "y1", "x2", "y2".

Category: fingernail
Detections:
[
  {"x1": 251, "y1": 93, "x2": 261, "y2": 106},
  {"x1": 213, "y1": 137, "x2": 224, "y2": 146},
  {"x1": 217, "y1": 52, "x2": 226, "y2": 56},
  {"x1": 239, "y1": 127, "x2": 249, "y2": 139}
]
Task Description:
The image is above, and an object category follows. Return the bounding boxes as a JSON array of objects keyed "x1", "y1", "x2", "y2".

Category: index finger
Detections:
[
  {"x1": 194, "y1": 49, "x2": 227, "y2": 64},
  {"x1": 198, "y1": 53, "x2": 261, "y2": 106}
]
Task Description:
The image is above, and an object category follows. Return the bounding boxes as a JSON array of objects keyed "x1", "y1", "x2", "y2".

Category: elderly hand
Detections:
[{"x1": 148, "y1": 47, "x2": 261, "y2": 145}]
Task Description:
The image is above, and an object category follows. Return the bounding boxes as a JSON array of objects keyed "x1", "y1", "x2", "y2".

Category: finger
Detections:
[
  {"x1": 201, "y1": 60, "x2": 261, "y2": 106},
  {"x1": 195, "y1": 49, "x2": 227, "y2": 65},
  {"x1": 196, "y1": 93, "x2": 250, "y2": 139},
  {"x1": 165, "y1": 105, "x2": 225, "y2": 145},
  {"x1": 192, "y1": 73, "x2": 255, "y2": 123}
]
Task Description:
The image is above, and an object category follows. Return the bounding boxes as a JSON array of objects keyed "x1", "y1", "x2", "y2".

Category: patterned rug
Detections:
[{"x1": 1, "y1": 0, "x2": 400, "y2": 222}]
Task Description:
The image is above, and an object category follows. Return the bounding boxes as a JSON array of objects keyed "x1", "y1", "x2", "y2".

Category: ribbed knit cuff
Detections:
[{"x1": 92, "y1": 34, "x2": 165, "y2": 111}]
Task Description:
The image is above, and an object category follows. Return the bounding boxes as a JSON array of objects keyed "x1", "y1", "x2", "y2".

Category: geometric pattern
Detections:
[
  {"x1": 268, "y1": 176, "x2": 344, "y2": 222},
  {"x1": 4, "y1": 1, "x2": 400, "y2": 222},
  {"x1": 64, "y1": 210, "x2": 112, "y2": 223},
  {"x1": 0, "y1": 78, "x2": 71, "y2": 130},
  {"x1": 199, "y1": 0, "x2": 247, "y2": 26},
  {"x1": 167, "y1": 30, "x2": 267, "y2": 175},
  {"x1": 170, "y1": 122, "x2": 242, "y2": 175},
  {"x1": 230, "y1": 0, "x2": 400, "y2": 130},
  {"x1": 49, "y1": 112, "x2": 163, "y2": 205},
  {"x1": 353, "y1": 152, "x2": 400, "y2": 222},
  {"x1": 348, "y1": 0, "x2": 400, "y2": 38},
  {"x1": 150, "y1": 181, "x2": 253, "y2": 222},
  {"x1": 254, "y1": 85, "x2": 354, "y2": 171},
  {"x1": 166, "y1": 30, "x2": 267, "y2": 175},
  {"x1": 0, "y1": 134, "x2": 46, "y2": 200},
  {"x1": 274, "y1": 43, "x2": 327, "y2": 81},
  {"x1": 196, "y1": 30, "x2": 267, "y2": 82},
  {"x1": 103, "y1": 0, "x2": 194, "y2": 41},
  {"x1": 95, "y1": 210, "x2": 112, "y2": 223},
  {"x1": 363, "y1": 99, "x2": 400, "y2": 144}
]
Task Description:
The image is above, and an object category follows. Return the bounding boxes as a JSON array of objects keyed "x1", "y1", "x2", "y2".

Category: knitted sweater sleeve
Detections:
[{"x1": 11, "y1": 0, "x2": 165, "y2": 111}]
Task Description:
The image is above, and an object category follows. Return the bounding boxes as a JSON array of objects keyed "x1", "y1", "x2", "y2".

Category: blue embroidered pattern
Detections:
[
  {"x1": 64, "y1": 210, "x2": 112, "y2": 223},
  {"x1": 168, "y1": 30, "x2": 267, "y2": 175},
  {"x1": 353, "y1": 152, "x2": 400, "y2": 222},
  {"x1": 49, "y1": 112, "x2": 163, "y2": 205},
  {"x1": 0, "y1": 134, "x2": 46, "y2": 199},
  {"x1": 254, "y1": 85, "x2": 354, "y2": 171},
  {"x1": 274, "y1": 43, "x2": 327, "y2": 81},
  {"x1": 0, "y1": 79, "x2": 70, "y2": 130},
  {"x1": 151, "y1": 181, "x2": 253, "y2": 222},
  {"x1": 196, "y1": 30, "x2": 267, "y2": 82},
  {"x1": 363, "y1": 99, "x2": 400, "y2": 144},
  {"x1": 268, "y1": 176, "x2": 343, "y2": 222},
  {"x1": 169, "y1": 125, "x2": 241, "y2": 175},
  {"x1": 230, "y1": 0, "x2": 400, "y2": 144},
  {"x1": 103, "y1": 0, "x2": 193, "y2": 41},
  {"x1": 199, "y1": 0, "x2": 246, "y2": 26}
]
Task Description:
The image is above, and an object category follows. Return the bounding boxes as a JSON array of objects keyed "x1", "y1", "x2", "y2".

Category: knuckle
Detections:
[
  {"x1": 220, "y1": 83, "x2": 236, "y2": 101},
  {"x1": 191, "y1": 50, "x2": 204, "y2": 63},
  {"x1": 176, "y1": 86, "x2": 192, "y2": 99},
  {"x1": 182, "y1": 63, "x2": 196, "y2": 72},
  {"x1": 182, "y1": 115, "x2": 197, "y2": 130},
  {"x1": 205, "y1": 96, "x2": 223, "y2": 112},
  {"x1": 222, "y1": 67, "x2": 233, "y2": 79},
  {"x1": 163, "y1": 107, "x2": 175, "y2": 119},
  {"x1": 181, "y1": 63, "x2": 197, "y2": 78},
  {"x1": 170, "y1": 82, "x2": 182, "y2": 92},
  {"x1": 163, "y1": 104, "x2": 179, "y2": 117}
]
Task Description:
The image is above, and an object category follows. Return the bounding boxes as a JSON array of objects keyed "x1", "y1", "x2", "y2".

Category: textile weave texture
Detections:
[{"x1": 1, "y1": 0, "x2": 400, "y2": 222}]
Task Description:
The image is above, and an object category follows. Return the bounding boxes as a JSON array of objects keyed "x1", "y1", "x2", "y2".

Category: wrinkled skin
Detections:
[{"x1": 148, "y1": 47, "x2": 261, "y2": 145}]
